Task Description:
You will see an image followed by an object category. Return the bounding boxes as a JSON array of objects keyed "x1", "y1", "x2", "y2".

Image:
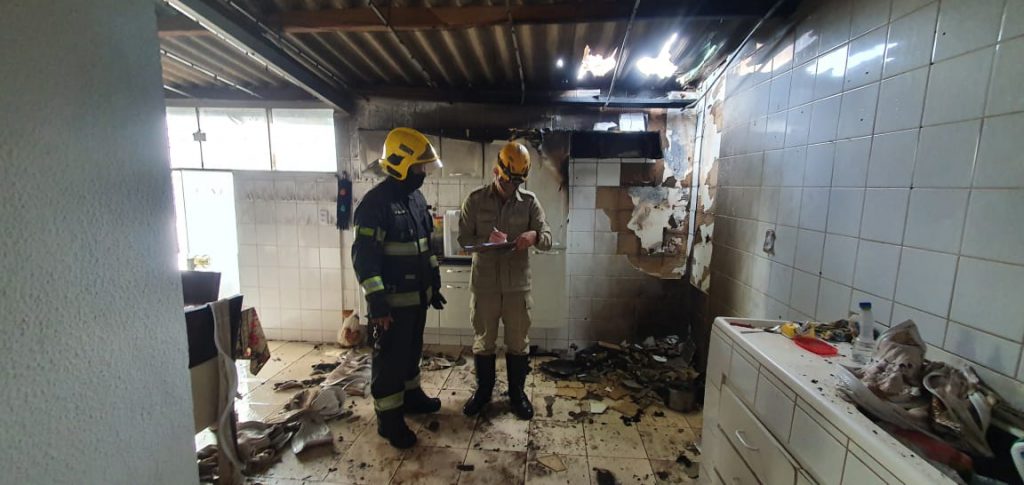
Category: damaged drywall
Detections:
[
  {"x1": 626, "y1": 186, "x2": 688, "y2": 255},
  {"x1": 688, "y1": 75, "x2": 725, "y2": 293}
]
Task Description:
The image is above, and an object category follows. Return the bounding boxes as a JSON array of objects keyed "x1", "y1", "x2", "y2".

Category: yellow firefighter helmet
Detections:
[
  {"x1": 497, "y1": 141, "x2": 531, "y2": 183},
  {"x1": 378, "y1": 127, "x2": 442, "y2": 180}
]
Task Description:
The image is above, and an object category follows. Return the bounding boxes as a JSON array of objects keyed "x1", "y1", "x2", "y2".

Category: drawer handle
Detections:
[
  {"x1": 445, "y1": 284, "x2": 464, "y2": 289},
  {"x1": 734, "y1": 430, "x2": 759, "y2": 451}
]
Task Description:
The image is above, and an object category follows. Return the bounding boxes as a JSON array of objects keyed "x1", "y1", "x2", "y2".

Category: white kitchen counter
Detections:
[{"x1": 702, "y1": 317, "x2": 954, "y2": 484}]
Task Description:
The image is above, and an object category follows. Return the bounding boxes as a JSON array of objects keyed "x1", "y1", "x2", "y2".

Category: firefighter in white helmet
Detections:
[{"x1": 458, "y1": 141, "x2": 552, "y2": 419}]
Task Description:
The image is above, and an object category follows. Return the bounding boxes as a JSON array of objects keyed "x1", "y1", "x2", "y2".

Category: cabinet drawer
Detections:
[
  {"x1": 439, "y1": 284, "x2": 471, "y2": 328},
  {"x1": 707, "y1": 330, "x2": 732, "y2": 390},
  {"x1": 727, "y1": 346, "x2": 759, "y2": 407},
  {"x1": 713, "y1": 426, "x2": 758, "y2": 485},
  {"x1": 842, "y1": 445, "x2": 897, "y2": 485},
  {"x1": 754, "y1": 371, "x2": 796, "y2": 443},
  {"x1": 789, "y1": 403, "x2": 847, "y2": 485},
  {"x1": 720, "y1": 385, "x2": 798, "y2": 485},
  {"x1": 440, "y1": 266, "x2": 471, "y2": 283}
]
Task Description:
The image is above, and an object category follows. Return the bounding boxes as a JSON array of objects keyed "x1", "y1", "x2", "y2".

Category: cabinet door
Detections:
[
  {"x1": 440, "y1": 138, "x2": 483, "y2": 180},
  {"x1": 439, "y1": 283, "x2": 472, "y2": 328},
  {"x1": 529, "y1": 252, "x2": 566, "y2": 328}
]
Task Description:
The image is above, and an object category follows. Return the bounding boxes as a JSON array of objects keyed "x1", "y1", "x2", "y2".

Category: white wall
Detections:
[
  {"x1": 235, "y1": 172, "x2": 348, "y2": 342},
  {"x1": 0, "y1": 1, "x2": 198, "y2": 483},
  {"x1": 703, "y1": 0, "x2": 1024, "y2": 405}
]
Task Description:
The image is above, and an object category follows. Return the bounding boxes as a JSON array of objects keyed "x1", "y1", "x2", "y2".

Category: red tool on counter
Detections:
[{"x1": 793, "y1": 336, "x2": 838, "y2": 356}]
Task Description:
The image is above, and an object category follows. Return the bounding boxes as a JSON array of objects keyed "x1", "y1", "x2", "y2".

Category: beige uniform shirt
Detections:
[{"x1": 458, "y1": 184, "x2": 553, "y2": 293}]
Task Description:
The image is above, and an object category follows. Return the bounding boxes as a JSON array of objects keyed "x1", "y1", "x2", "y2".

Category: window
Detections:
[
  {"x1": 198, "y1": 107, "x2": 271, "y2": 170},
  {"x1": 164, "y1": 107, "x2": 338, "y2": 172},
  {"x1": 166, "y1": 107, "x2": 202, "y2": 169},
  {"x1": 270, "y1": 109, "x2": 337, "y2": 172}
]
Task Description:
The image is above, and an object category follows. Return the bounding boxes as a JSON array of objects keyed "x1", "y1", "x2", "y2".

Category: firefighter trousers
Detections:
[
  {"x1": 470, "y1": 291, "x2": 532, "y2": 356},
  {"x1": 370, "y1": 304, "x2": 427, "y2": 411}
]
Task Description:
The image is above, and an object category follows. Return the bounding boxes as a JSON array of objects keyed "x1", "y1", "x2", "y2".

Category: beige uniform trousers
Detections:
[{"x1": 470, "y1": 291, "x2": 532, "y2": 355}]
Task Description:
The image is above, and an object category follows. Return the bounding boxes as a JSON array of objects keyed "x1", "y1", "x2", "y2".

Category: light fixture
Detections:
[
  {"x1": 577, "y1": 45, "x2": 617, "y2": 80},
  {"x1": 636, "y1": 33, "x2": 679, "y2": 78},
  {"x1": 556, "y1": 58, "x2": 564, "y2": 68}
]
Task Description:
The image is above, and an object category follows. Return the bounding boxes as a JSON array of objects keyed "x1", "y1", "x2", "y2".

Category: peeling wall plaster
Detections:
[{"x1": 688, "y1": 75, "x2": 725, "y2": 293}]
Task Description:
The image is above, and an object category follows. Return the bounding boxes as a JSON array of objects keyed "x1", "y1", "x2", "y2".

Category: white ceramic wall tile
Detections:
[
  {"x1": 851, "y1": 289, "x2": 893, "y2": 325},
  {"x1": 891, "y1": 0, "x2": 934, "y2": 19},
  {"x1": 279, "y1": 267, "x2": 300, "y2": 289},
  {"x1": 866, "y1": 129, "x2": 918, "y2": 188},
  {"x1": 851, "y1": 0, "x2": 892, "y2": 37},
  {"x1": 785, "y1": 106, "x2": 812, "y2": 147},
  {"x1": 838, "y1": 83, "x2": 880, "y2": 139},
  {"x1": 258, "y1": 265, "x2": 280, "y2": 288},
  {"x1": 895, "y1": 247, "x2": 958, "y2": 316},
  {"x1": 772, "y1": 225, "x2": 799, "y2": 266},
  {"x1": 795, "y1": 229, "x2": 826, "y2": 274},
  {"x1": 593, "y1": 232, "x2": 617, "y2": 255},
  {"x1": 874, "y1": 67, "x2": 929, "y2": 133},
  {"x1": 759, "y1": 188, "x2": 781, "y2": 223},
  {"x1": 817, "y1": 0, "x2": 853, "y2": 51},
  {"x1": 794, "y1": 17, "x2": 821, "y2": 65},
  {"x1": 987, "y1": 37, "x2": 1024, "y2": 116},
  {"x1": 765, "y1": 113, "x2": 788, "y2": 150},
  {"x1": 933, "y1": 0, "x2": 1004, "y2": 61},
  {"x1": 826, "y1": 188, "x2": 865, "y2": 237},
  {"x1": 944, "y1": 322, "x2": 1021, "y2": 376},
  {"x1": 974, "y1": 112, "x2": 1024, "y2": 187},
  {"x1": 769, "y1": 72, "x2": 792, "y2": 113},
  {"x1": 904, "y1": 189, "x2": 969, "y2": 252},
  {"x1": 816, "y1": 279, "x2": 853, "y2": 321},
  {"x1": 913, "y1": 119, "x2": 981, "y2": 187},
  {"x1": 278, "y1": 246, "x2": 299, "y2": 268},
  {"x1": 239, "y1": 266, "x2": 259, "y2": 287},
  {"x1": 804, "y1": 143, "x2": 836, "y2": 186},
  {"x1": 961, "y1": 189, "x2": 1024, "y2": 265},
  {"x1": 298, "y1": 226, "x2": 319, "y2": 247},
  {"x1": 777, "y1": 188, "x2": 803, "y2": 227},
  {"x1": 845, "y1": 27, "x2": 888, "y2": 90},
  {"x1": 860, "y1": 188, "x2": 910, "y2": 243},
  {"x1": 892, "y1": 303, "x2": 948, "y2": 346},
  {"x1": 319, "y1": 248, "x2": 341, "y2": 269},
  {"x1": 571, "y1": 162, "x2": 597, "y2": 186},
  {"x1": 596, "y1": 162, "x2": 620, "y2": 186},
  {"x1": 567, "y1": 209, "x2": 595, "y2": 232},
  {"x1": 298, "y1": 247, "x2": 320, "y2": 268},
  {"x1": 790, "y1": 269, "x2": 821, "y2": 318},
  {"x1": 814, "y1": 46, "x2": 850, "y2": 99},
  {"x1": 570, "y1": 186, "x2": 596, "y2": 209},
  {"x1": 832, "y1": 137, "x2": 872, "y2": 187},
  {"x1": 950, "y1": 257, "x2": 1024, "y2": 342},
  {"x1": 1002, "y1": 0, "x2": 1024, "y2": 40},
  {"x1": 239, "y1": 245, "x2": 259, "y2": 266},
  {"x1": 567, "y1": 231, "x2": 594, "y2": 254},
  {"x1": 781, "y1": 147, "x2": 807, "y2": 186},
  {"x1": 799, "y1": 188, "x2": 830, "y2": 231},
  {"x1": 923, "y1": 47, "x2": 995, "y2": 126},
  {"x1": 789, "y1": 61, "x2": 818, "y2": 108},
  {"x1": 300, "y1": 268, "x2": 321, "y2": 289},
  {"x1": 256, "y1": 224, "x2": 277, "y2": 245},
  {"x1": 884, "y1": 2, "x2": 939, "y2": 76},
  {"x1": 763, "y1": 150, "x2": 785, "y2": 186},
  {"x1": 260, "y1": 287, "x2": 280, "y2": 308},
  {"x1": 822, "y1": 234, "x2": 859, "y2": 285},
  {"x1": 854, "y1": 240, "x2": 901, "y2": 298}
]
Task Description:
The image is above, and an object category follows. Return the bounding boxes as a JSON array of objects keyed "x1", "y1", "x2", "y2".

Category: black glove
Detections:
[
  {"x1": 431, "y1": 292, "x2": 447, "y2": 310},
  {"x1": 367, "y1": 295, "x2": 391, "y2": 321}
]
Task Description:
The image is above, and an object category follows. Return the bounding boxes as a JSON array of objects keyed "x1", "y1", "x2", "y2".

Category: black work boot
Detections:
[
  {"x1": 463, "y1": 354, "x2": 496, "y2": 416},
  {"x1": 506, "y1": 354, "x2": 534, "y2": 420},
  {"x1": 376, "y1": 408, "x2": 417, "y2": 449},
  {"x1": 404, "y1": 386, "x2": 441, "y2": 414}
]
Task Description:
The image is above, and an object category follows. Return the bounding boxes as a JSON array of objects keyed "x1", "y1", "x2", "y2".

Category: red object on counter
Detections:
[{"x1": 793, "y1": 336, "x2": 838, "y2": 356}]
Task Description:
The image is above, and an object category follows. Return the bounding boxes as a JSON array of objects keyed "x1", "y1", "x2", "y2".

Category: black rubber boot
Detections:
[
  {"x1": 506, "y1": 354, "x2": 534, "y2": 420},
  {"x1": 404, "y1": 387, "x2": 441, "y2": 414},
  {"x1": 376, "y1": 408, "x2": 417, "y2": 449},
  {"x1": 463, "y1": 354, "x2": 496, "y2": 416}
]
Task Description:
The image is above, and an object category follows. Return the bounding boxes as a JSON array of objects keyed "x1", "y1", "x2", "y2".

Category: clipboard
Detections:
[{"x1": 463, "y1": 241, "x2": 516, "y2": 253}]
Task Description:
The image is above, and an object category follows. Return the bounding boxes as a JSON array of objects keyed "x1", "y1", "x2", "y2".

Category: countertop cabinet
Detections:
[
  {"x1": 439, "y1": 265, "x2": 472, "y2": 329},
  {"x1": 700, "y1": 317, "x2": 955, "y2": 485}
]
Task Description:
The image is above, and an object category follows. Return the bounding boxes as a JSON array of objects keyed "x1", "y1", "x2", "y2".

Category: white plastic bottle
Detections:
[{"x1": 852, "y1": 302, "x2": 875, "y2": 365}]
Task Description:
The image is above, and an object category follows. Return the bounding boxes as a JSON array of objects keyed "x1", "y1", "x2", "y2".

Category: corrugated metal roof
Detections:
[{"x1": 158, "y1": 0, "x2": 771, "y2": 102}]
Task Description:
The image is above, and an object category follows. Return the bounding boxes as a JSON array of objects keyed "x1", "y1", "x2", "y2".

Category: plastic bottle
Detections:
[{"x1": 852, "y1": 302, "x2": 875, "y2": 365}]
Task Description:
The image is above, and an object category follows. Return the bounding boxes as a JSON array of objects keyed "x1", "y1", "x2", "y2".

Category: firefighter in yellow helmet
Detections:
[
  {"x1": 458, "y1": 141, "x2": 552, "y2": 419},
  {"x1": 352, "y1": 127, "x2": 445, "y2": 448}
]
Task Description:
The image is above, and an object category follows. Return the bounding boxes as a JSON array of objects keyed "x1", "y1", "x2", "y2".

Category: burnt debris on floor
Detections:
[{"x1": 538, "y1": 336, "x2": 701, "y2": 416}]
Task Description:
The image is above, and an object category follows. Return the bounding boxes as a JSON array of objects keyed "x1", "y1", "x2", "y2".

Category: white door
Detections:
[{"x1": 172, "y1": 170, "x2": 240, "y2": 298}]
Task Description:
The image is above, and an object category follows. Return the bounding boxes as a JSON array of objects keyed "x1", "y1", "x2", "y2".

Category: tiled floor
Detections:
[{"x1": 209, "y1": 341, "x2": 702, "y2": 485}]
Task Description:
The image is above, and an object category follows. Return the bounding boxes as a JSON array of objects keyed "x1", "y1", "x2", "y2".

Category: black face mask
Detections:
[{"x1": 402, "y1": 171, "x2": 427, "y2": 193}]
